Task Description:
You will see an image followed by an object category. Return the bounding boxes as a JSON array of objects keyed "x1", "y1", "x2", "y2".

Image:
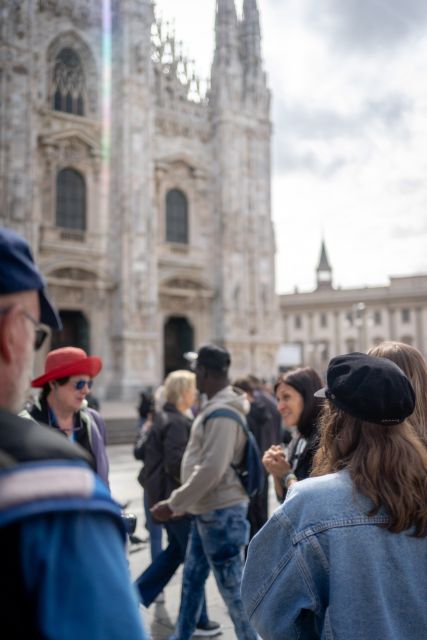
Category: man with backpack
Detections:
[{"x1": 151, "y1": 345, "x2": 258, "y2": 640}]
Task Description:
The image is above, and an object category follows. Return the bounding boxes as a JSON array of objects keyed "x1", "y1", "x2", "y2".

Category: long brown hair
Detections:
[
  {"x1": 368, "y1": 341, "x2": 427, "y2": 447},
  {"x1": 312, "y1": 403, "x2": 427, "y2": 536}
]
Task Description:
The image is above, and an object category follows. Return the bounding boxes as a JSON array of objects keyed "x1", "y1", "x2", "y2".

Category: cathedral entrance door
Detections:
[
  {"x1": 50, "y1": 310, "x2": 91, "y2": 354},
  {"x1": 164, "y1": 316, "x2": 194, "y2": 377}
]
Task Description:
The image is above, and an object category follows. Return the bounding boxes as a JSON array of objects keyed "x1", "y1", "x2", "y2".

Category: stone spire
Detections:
[
  {"x1": 211, "y1": 0, "x2": 242, "y2": 108},
  {"x1": 316, "y1": 240, "x2": 333, "y2": 290},
  {"x1": 213, "y1": 0, "x2": 240, "y2": 67},
  {"x1": 241, "y1": 0, "x2": 261, "y2": 68}
]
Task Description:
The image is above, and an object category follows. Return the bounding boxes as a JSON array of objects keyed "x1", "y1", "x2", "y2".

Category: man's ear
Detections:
[{"x1": 0, "y1": 305, "x2": 21, "y2": 364}]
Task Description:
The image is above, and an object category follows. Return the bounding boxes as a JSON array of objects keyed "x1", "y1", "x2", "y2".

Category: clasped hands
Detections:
[{"x1": 262, "y1": 444, "x2": 291, "y2": 479}]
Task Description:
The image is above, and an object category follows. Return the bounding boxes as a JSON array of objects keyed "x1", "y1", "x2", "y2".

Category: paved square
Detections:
[{"x1": 109, "y1": 444, "x2": 277, "y2": 639}]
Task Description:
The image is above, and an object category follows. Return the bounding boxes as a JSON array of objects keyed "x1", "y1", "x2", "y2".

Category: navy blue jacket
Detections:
[{"x1": 0, "y1": 408, "x2": 146, "y2": 640}]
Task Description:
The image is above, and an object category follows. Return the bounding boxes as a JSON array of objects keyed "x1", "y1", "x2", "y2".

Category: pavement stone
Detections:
[{"x1": 108, "y1": 443, "x2": 277, "y2": 640}]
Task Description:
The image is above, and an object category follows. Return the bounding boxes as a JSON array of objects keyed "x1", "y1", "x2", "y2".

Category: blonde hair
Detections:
[
  {"x1": 164, "y1": 370, "x2": 195, "y2": 407},
  {"x1": 368, "y1": 342, "x2": 427, "y2": 447}
]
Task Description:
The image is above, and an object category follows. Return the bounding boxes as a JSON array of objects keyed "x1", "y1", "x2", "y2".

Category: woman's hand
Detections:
[{"x1": 262, "y1": 445, "x2": 291, "y2": 478}]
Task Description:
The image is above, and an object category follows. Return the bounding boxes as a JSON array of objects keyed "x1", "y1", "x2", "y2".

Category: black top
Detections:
[
  {"x1": 0, "y1": 407, "x2": 93, "y2": 468},
  {"x1": 28, "y1": 397, "x2": 96, "y2": 470},
  {"x1": 280, "y1": 429, "x2": 319, "y2": 502},
  {"x1": 138, "y1": 403, "x2": 192, "y2": 511}
]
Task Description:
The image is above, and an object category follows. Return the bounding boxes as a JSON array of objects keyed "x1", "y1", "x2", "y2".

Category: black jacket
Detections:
[
  {"x1": 291, "y1": 432, "x2": 318, "y2": 482},
  {"x1": 280, "y1": 428, "x2": 319, "y2": 503},
  {"x1": 27, "y1": 397, "x2": 96, "y2": 470},
  {"x1": 137, "y1": 403, "x2": 192, "y2": 511},
  {"x1": 0, "y1": 407, "x2": 93, "y2": 468}
]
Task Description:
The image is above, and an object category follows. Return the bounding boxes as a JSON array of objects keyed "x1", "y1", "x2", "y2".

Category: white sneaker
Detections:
[{"x1": 192, "y1": 621, "x2": 222, "y2": 637}]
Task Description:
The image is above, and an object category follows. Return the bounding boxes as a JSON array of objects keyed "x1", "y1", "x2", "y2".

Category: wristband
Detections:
[{"x1": 280, "y1": 472, "x2": 297, "y2": 489}]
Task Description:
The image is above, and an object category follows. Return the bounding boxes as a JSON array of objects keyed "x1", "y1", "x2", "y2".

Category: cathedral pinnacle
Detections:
[
  {"x1": 241, "y1": 0, "x2": 261, "y2": 67},
  {"x1": 214, "y1": 0, "x2": 239, "y2": 66}
]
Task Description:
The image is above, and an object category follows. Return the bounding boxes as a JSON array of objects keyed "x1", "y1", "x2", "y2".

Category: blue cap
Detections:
[{"x1": 0, "y1": 228, "x2": 62, "y2": 330}]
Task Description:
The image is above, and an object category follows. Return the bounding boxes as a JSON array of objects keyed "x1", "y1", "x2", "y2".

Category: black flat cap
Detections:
[{"x1": 315, "y1": 352, "x2": 415, "y2": 425}]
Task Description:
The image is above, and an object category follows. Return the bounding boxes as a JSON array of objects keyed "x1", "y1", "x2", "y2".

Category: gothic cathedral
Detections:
[{"x1": 0, "y1": 0, "x2": 280, "y2": 399}]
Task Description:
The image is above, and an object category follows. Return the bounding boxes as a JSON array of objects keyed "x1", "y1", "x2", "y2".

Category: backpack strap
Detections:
[
  {"x1": 202, "y1": 407, "x2": 265, "y2": 498},
  {"x1": 202, "y1": 408, "x2": 249, "y2": 473},
  {"x1": 203, "y1": 407, "x2": 249, "y2": 435}
]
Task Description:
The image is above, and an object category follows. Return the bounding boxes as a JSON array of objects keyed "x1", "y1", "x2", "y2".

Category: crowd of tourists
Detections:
[{"x1": 1, "y1": 225, "x2": 427, "y2": 640}]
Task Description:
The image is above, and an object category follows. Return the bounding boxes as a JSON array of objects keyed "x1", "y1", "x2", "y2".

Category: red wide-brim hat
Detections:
[{"x1": 32, "y1": 347, "x2": 102, "y2": 388}]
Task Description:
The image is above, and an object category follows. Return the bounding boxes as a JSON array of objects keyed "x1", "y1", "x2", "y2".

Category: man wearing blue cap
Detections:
[{"x1": 0, "y1": 228, "x2": 146, "y2": 639}]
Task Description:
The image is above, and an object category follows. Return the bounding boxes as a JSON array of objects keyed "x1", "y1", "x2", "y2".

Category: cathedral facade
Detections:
[{"x1": 0, "y1": 0, "x2": 280, "y2": 399}]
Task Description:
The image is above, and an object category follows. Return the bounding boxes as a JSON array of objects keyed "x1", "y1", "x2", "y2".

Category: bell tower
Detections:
[{"x1": 316, "y1": 240, "x2": 333, "y2": 290}]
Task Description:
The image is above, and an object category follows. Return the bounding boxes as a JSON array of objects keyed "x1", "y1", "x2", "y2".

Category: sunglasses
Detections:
[
  {"x1": 73, "y1": 379, "x2": 94, "y2": 391},
  {"x1": 0, "y1": 307, "x2": 49, "y2": 351}
]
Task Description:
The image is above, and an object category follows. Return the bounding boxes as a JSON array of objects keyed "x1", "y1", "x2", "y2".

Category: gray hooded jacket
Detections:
[{"x1": 168, "y1": 386, "x2": 249, "y2": 515}]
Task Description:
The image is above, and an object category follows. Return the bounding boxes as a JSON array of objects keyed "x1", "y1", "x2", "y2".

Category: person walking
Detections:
[
  {"x1": 242, "y1": 353, "x2": 427, "y2": 640},
  {"x1": 23, "y1": 346, "x2": 109, "y2": 486},
  {"x1": 151, "y1": 345, "x2": 257, "y2": 640},
  {"x1": 135, "y1": 370, "x2": 220, "y2": 636},
  {"x1": 134, "y1": 389, "x2": 164, "y2": 561},
  {"x1": 0, "y1": 227, "x2": 146, "y2": 639}
]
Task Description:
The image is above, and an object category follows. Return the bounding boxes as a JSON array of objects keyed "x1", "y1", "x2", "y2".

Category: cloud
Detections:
[
  {"x1": 397, "y1": 178, "x2": 425, "y2": 194},
  {"x1": 275, "y1": 94, "x2": 411, "y2": 139},
  {"x1": 272, "y1": 93, "x2": 412, "y2": 174},
  {"x1": 390, "y1": 220, "x2": 427, "y2": 239},
  {"x1": 308, "y1": 0, "x2": 427, "y2": 52},
  {"x1": 274, "y1": 147, "x2": 348, "y2": 177}
]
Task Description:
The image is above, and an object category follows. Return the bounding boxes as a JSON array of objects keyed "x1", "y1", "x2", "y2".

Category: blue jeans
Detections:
[
  {"x1": 173, "y1": 503, "x2": 257, "y2": 640},
  {"x1": 143, "y1": 491, "x2": 163, "y2": 560},
  {"x1": 135, "y1": 515, "x2": 208, "y2": 622}
]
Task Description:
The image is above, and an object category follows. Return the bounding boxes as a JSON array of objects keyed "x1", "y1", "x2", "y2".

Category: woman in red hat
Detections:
[{"x1": 23, "y1": 347, "x2": 109, "y2": 486}]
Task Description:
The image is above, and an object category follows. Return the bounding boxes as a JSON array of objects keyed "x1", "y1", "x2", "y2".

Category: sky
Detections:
[{"x1": 155, "y1": 0, "x2": 427, "y2": 293}]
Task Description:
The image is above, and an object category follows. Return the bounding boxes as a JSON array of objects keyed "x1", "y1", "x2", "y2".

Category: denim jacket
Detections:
[{"x1": 242, "y1": 471, "x2": 427, "y2": 640}]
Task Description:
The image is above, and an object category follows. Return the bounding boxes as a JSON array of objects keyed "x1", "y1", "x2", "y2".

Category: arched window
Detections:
[
  {"x1": 166, "y1": 189, "x2": 189, "y2": 244},
  {"x1": 56, "y1": 169, "x2": 86, "y2": 231},
  {"x1": 52, "y1": 48, "x2": 85, "y2": 116}
]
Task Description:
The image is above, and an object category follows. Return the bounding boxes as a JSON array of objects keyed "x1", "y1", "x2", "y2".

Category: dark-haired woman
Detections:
[
  {"x1": 242, "y1": 353, "x2": 427, "y2": 640},
  {"x1": 22, "y1": 346, "x2": 109, "y2": 486},
  {"x1": 262, "y1": 367, "x2": 323, "y2": 500}
]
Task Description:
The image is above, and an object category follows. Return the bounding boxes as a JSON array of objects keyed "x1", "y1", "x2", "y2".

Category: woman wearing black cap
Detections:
[{"x1": 242, "y1": 353, "x2": 427, "y2": 640}]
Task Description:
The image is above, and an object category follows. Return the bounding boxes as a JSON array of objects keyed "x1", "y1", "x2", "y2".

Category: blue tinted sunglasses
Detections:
[{"x1": 73, "y1": 379, "x2": 94, "y2": 391}]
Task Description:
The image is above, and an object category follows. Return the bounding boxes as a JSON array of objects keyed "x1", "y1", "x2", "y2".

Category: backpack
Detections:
[
  {"x1": 202, "y1": 408, "x2": 265, "y2": 498},
  {"x1": 135, "y1": 411, "x2": 169, "y2": 508}
]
